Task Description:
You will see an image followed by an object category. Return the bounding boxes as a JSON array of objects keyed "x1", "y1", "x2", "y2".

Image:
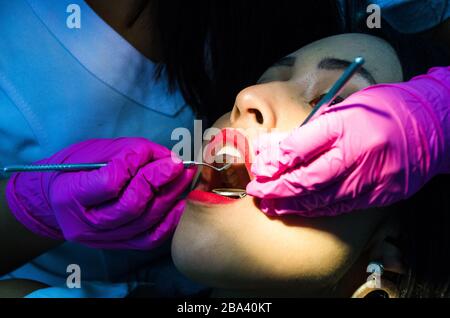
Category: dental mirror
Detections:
[{"x1": 212, "y1": 188, "x2": 247, "y2": 199}]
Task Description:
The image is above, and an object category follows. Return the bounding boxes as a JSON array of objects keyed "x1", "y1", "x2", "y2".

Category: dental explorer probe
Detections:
[
  {"x1": 1, "y1": 161, "x2": 232, "y2": 174},
  {"x1": 300, "y1": 56, "x2": 365, "y2": 126}
]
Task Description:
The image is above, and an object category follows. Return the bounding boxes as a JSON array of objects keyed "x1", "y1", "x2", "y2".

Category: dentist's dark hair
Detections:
[{"x1": 152, "y1": 0, "x2": 340, "y2": 122}]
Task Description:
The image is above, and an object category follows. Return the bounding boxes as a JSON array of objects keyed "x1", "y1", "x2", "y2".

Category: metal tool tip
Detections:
[
  {"x1": 354, "y1": 57, "x2": 365, "y2": 64},
  {"x1": 220, "y1": 163, "x2": 232, "y2": 171}
]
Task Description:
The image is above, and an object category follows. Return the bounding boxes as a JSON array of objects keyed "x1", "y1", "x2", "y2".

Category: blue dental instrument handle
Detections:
[
  {"x1": 2, "y1": 161, "x2": 232, "y2": 174},
  {"x1": 1, "y1": 163, "x2": 108, "y2": 173},
  {"x1": 300, "y1": 56, "x2": 365, "y2": 126}
]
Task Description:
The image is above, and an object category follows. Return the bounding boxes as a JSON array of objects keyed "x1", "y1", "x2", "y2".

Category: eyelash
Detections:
[{"x1": 309, "y1": 94, "x2": 344, "y2": 107}]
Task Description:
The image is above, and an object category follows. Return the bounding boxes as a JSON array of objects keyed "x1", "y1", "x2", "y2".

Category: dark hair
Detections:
[
  {"x1": 344, "y1": 2, "x2": 450, "y2": 80},
  {"x1": 387, "y1": 174, "x2": 450, "y2": 298},
  {"x1": 152, "y1": 0, "x2": 340, "y2": 123}
]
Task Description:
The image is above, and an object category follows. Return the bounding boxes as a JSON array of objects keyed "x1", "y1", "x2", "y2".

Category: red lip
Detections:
[{"x1": 187, "y1": 189, "x2": 237, "y2": 205}]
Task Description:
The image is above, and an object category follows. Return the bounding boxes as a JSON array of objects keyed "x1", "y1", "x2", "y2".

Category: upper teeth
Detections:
[{"x1": 216, "y1": 145, "x2": 241, "y2": 158}]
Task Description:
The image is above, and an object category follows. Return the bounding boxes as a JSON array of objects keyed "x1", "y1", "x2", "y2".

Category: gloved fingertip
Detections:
[
  {"x1": 245, "y1": 180, "x2": 266, "y2": 198},
  {"x1": 147, "y1": 141, "x2": 174, "y2": 160},
  {"x1": 169, "y1": 153, "x2": 183, "y2": 165},
  {"x1": 258, "y1": 199, "x2": 279, "y2": 216},
  {"x1": 173, "y1": 199, "x2": 187, "y2": 220},
  {"x1": 262, "y1": 199, "x2": 307, "y2": 216},
  {"x1": 250, "y1": 157, "x2": 278, "y2": 179},
  {"x1": 183, "y1": 166, "x2": 197, "y2": 181},
  {"x1": 166, "y1": 155, "x2": 186, "y2": 169}
]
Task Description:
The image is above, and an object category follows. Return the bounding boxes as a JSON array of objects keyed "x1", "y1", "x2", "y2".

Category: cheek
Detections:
[
  {"x1": 272, "y1": 91, "x2": 313, "y2": 131},
  {"x1": 275, "y1": 108, "x2": 309, "y2": 131},
  {"x1": 172, "y1": 198, "x2": 367, "y2": 294}
]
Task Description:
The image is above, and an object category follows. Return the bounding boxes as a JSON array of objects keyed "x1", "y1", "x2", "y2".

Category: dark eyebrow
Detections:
[
  {"x1": 272, "y1": 56, "x2": 296, "y2": 67},
  {"x1": 317, "y1": 58, "x2": 376, "y2": 84}
]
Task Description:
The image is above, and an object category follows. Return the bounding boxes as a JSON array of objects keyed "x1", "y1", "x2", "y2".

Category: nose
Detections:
[{"x1": 230, "y1": 84, "x2": 277, "y2": 129}]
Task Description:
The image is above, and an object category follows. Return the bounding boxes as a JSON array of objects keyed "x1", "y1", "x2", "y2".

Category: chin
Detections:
[
  {"x1": 171, "y1": 200, "x2": 245, "y2": 289},
  {"x1": 171, "y1": 197, "x2": 349, "y2": 293}
]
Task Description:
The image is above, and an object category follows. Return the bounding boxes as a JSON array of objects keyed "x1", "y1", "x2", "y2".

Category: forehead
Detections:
[{"x1": 283, "y1": 34, "x2": 402, "y2": 83}]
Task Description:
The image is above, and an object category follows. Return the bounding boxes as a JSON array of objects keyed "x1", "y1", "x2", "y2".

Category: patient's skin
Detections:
[{"x1": 172, "y1": 34, "x2": 403, "y2": 297}]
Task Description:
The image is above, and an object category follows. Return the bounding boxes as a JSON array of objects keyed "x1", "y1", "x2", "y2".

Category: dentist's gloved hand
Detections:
[
  {"x1": 247, "y1": 66, "x2": 450, "y2": 217},
  {"x1": 6, "y1": 138, "x2": 195, "y2": 249}
]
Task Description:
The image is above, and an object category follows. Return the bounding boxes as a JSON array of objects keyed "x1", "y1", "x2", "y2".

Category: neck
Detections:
[
  {"x1": 210, "y1": 252, "x2": 371, "y2": 298},
  {"x1": 331, "y1": 250, "x2": 372, "y2": 297},
  {"x1": 85, "y1": 0, "x2": 162, "y2": 62}
]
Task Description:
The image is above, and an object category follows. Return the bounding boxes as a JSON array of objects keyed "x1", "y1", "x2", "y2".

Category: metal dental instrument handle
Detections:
[
  {"x1": 2, "y1": 161, "x2": 233, "y2": 174},
  {"x1": 1, "y1": 163, "x2": 108, "y2": 173},
  {"x1": 300, "y1": 56, "x2": 365, "y2": 126}
]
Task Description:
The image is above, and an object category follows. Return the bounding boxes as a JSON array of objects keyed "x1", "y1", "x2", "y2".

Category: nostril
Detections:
[{"x1": 248, "y1": 109, "x2": 264, "y2": 124}]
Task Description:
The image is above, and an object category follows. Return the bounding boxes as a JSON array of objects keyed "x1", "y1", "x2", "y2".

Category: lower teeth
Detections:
[{"x1": 212, "y1": 188, "x2": 247, "y2": 199}]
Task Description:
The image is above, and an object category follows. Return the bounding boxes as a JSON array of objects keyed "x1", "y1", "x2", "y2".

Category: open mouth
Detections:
[{"x1": 188, "y1": 128, "x2": 252, "y2": 205}]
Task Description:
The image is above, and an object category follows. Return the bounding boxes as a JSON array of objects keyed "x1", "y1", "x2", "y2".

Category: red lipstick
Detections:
[{"x1": 187, "y1": 189, "x2": 237, "y2": 205}]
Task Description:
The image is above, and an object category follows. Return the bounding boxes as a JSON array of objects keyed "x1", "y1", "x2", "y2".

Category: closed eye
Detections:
[{"x1": 308, "y1": 94, "x2": 344, "y2": 107}]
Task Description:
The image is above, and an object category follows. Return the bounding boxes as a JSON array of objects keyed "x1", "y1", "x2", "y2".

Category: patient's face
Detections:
[{"x1": 172, "y1": 34, "x2": 403, "y2": 296}]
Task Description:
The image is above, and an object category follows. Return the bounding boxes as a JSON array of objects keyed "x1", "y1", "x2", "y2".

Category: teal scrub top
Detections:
[{"x1": 0, "y1": 0, "x2": 203, "y2": 297}]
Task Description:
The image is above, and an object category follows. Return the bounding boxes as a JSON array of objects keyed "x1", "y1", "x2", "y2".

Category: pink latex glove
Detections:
[
  {"x1": 6, "y1": 138, "x2": 195, "y2": 249},
  {"x1": 247, "y1": 66, "x2": 450, "y2": 217}
]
